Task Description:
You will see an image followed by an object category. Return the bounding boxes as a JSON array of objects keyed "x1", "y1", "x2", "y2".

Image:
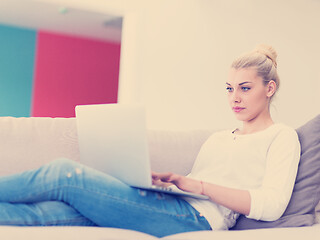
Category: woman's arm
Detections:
[
  {"x1": 202, "y1": 181, "x2": 251, "y2": 215},
  {"x1": 152, "y1": 172, "x2": 251, "y2": 215},
  {"x1": 153, "y1": 127, "x2": 301, "y2": 221}
]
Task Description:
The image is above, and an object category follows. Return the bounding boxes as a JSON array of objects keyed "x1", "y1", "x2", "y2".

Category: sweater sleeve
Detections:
[{"x1": 246, "y1": 128, "x2": 301, "y2": 221}]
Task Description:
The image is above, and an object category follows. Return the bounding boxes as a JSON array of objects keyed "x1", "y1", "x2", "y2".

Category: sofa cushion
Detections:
[
  {"x1": 0, "y1": 226, "x2": 157, "y2": 240},
  {"x1": 0, "y1": 117, "x2": 80, "y2": 176},
  {"x1": 148, "y1": 130, "x2": 213, "y2": 175},
  {"x1": 231, "y1": 114, "x2": 320, "y2": 230}
]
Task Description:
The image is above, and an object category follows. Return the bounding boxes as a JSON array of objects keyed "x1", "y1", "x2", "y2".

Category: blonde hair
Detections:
[{"x1": 231, "y1": 44, "x2": 280, "y2": 96}]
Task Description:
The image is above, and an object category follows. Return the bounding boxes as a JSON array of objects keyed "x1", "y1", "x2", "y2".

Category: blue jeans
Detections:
[{"x1": 0, "y1": 158, "x2": 211, "y2": 237}]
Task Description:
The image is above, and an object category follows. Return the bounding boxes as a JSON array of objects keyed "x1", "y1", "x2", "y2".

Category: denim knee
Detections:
[
  {"x1": 50, "y1": 158, "x2": 77, "y2": 168},
  {"x1": 45, "y1": 158, "x2": 80, "y2": 175}
]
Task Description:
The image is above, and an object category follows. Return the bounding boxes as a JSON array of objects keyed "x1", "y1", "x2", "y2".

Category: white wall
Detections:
[
  {"x1": 118, "y1": 0, "x2": 320, "y2": 130},
  {"x1": 42, "y1": 0, "x2": 320, "y2": 130}
]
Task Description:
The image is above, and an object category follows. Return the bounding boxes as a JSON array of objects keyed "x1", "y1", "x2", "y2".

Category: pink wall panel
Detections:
[{"x1": 32, "y1": 31, "x2": 121, "y2": 117}]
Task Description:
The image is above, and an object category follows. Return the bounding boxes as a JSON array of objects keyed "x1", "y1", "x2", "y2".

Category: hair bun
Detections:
[{"x1": 254, "y1": 44, "x2": 278, "y2": 68}]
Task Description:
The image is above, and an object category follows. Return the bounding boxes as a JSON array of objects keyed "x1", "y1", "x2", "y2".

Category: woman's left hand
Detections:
[{"x1": 152, "y1": 172, "x2": 202, "y2": 195}]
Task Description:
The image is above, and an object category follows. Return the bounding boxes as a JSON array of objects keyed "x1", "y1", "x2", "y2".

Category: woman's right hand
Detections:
[{"x1": 151, "y1": 171, "x2": 174, "y2": 188}]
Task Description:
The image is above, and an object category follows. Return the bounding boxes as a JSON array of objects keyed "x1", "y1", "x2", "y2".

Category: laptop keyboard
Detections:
[{"x1": 151, "y1": 185, "x2": 173, "y2": 192}]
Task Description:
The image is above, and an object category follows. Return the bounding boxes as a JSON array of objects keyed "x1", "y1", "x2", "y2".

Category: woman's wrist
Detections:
[{"x1": 200, "y1": 180, "x2": 205, "y2": 195}]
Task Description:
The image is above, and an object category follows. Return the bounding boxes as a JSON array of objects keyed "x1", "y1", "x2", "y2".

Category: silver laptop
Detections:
[{"x1": 75, "y1": 103, "x2": 208, "y2": 200}]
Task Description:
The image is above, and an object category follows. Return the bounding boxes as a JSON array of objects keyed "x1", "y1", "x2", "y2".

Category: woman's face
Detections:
[{"x1": 226, "y1": 67, "x2": 274, "y2": 123}]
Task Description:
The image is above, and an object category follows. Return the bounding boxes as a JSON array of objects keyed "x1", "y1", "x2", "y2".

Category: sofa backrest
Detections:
[
  {"x1": 148, "y1": 129, "x2": 213, "y2": 175},
  {"x1": 0, "y1": 117, "x2": 213, "y2": 176},
  {"x1": 0, "y1": 117, "x2": 80, "y2": 176}
]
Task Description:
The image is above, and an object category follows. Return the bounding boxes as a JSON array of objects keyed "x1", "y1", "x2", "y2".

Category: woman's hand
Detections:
[
  {"x1": 152, "y1": 172, "x2": 251, "y2": 215},
  {"x1": 152, "y1": 172, "x2": 202, "y2": 195},
  {"x1": 151, "y1": 172, "x2": 174, "y2": 188}
]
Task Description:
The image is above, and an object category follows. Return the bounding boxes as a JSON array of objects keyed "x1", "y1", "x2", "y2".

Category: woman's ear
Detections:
[{"x1": 266, "y1": 80, "x2": 276, "y2": 98}]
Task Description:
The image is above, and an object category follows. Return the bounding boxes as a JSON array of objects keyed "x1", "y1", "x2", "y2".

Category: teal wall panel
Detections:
[{"x1": 0, "y1": 24, "x2": 36, "y2": 117}]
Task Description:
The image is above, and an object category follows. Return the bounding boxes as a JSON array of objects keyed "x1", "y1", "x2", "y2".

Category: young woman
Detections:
[{"x1": 0, "y1": 44, "x2": 300, "y2": 237}]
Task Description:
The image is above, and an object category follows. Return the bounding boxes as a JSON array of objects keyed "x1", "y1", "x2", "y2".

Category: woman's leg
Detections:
[
  {"x1": 0, "y1": 158, "x2": 210, "y2": 237},
  {"x1": 0, "y1": 201, "x2": 96, "y2": 226}
]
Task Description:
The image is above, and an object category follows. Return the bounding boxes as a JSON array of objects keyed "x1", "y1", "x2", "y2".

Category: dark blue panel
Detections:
[{"x1": 0, "y1": 24, "x2": 36, "y2": 117}]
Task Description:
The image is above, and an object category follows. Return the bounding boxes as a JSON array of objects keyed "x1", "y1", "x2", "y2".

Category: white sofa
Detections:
[{"x1": 0, "y1": 116, "x2": 319, "y2": 240}]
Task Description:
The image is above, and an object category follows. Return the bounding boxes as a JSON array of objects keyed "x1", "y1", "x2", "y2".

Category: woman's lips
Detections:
[{"x1": 232, "y1": 107, "x2": 245, "y2": 113}]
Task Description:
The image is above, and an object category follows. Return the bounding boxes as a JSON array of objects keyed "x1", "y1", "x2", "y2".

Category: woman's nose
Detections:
[{"x1": 232, "y1": 91, "x2": 241, "y2": 103}]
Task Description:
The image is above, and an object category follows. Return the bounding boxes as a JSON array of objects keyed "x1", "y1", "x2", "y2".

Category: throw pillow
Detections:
[{"x1": 231, "y1": 114, "x2": 320, "y2": 230}]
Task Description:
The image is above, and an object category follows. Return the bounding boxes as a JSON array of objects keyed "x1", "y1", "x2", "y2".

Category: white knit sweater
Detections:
[{"x1": 185, "y1": 123, "x2": 301, "y2": 230}]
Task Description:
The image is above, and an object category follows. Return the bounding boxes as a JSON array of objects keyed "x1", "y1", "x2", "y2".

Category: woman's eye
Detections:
[
  {"x1": 226, "y1": 87, "x2": 233, "y2": 92},
  {"x1": 242, "y1": 87, "x2": 250, "y2": 91}
]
